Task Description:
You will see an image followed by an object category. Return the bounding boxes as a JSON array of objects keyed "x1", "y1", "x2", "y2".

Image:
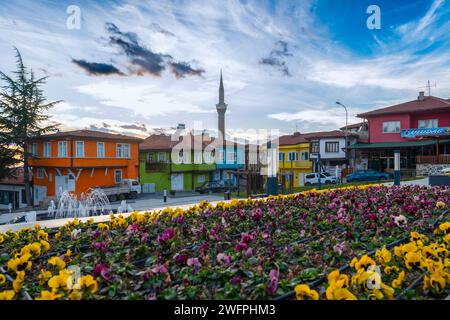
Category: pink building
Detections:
[{"x1": 351, "y1": 92, "x2": 450, "y2": 176}]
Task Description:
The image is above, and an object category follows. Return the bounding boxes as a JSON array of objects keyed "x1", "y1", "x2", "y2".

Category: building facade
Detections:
[
  {"x1": 139, "y1": 133, "x2": 216, "y2": 192},
  {"x1": 277, "y1": 132, "x2": 312, "y2": 187},
  {"x1": 28, "y1": 130, "x2": 142, "y2": 204},
  {"x1": 352, "y1": 93, "x2": 450, "y2": 176},
  {"x1": 0, "y1": 169, "x2": 28, "y2": 210}
]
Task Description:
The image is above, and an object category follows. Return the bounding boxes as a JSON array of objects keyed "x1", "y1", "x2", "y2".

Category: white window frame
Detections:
[
  {"x1": 279, "y1": 152, "x2": 285, "y2": 161},
  {"x1": 114, "y1": 169, "x2": 122, "y2": 184},
  {"x1": 147, "y1": 152, "x2": 154, "y2": 162},
  {"x1": 30, "y1": 143, "x2": 38, "y2": 157},
  {"x1": 58, "y1": 141, "x2": 68, "y2": 158},
  {"x1": 116, "y1": 143, "x2": 123, "y2": 158},
  {"x1": 197, "y1": 174, "x2": 206, "y2": 183},
  {"x1": 158, "y1": 152, "x2": 166, "y2": 162},
  {"x1": 97, "y1": 142, "x2": 105, "y2": 158},
  {"x1": 301, "y1": 151, "x2": 309, "y2": 160},
  {"x1": 217, "y1": 150, "x2": 224, "y2": 163},
  {"x1": 226, "y1": 151, "x2": 235, "y2": 163},
  {"x1": 382, "y1": 121, "x2": 401, "y2": 133},
  {"x1": 116, "y1": 143, "x2": 130, "y2": 158},
  {"x1": 75, "y1": 141, "x2": 85, "y2": 158},
  {"x1": 123, "y1": 143, "x2": 130, "y2": 158},
  {"x1": 418, "y1": 119, "x2": 438, "y2": 129},
  {"x1": 325, "y1": 141, "x2": 340, "y2": 153},
  {"x1": 43, "y1": 142, "x2": 51, "y2": 158}
]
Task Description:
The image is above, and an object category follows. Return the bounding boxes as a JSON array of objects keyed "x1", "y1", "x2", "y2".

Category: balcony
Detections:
[
  {"x1": 416, "y1": 155, "x2": 450, "y2": 164},
  {"x1": 145, "y1": 161, "x2": 170, "y2": 172},
  {"x1": 278, "y1": 160, "x2": 311, "y2": 169}
]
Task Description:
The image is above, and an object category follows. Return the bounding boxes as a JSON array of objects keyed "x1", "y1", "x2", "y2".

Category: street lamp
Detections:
[{"x1": 336, "y1": 101, "x2": 349, "y2": 181}]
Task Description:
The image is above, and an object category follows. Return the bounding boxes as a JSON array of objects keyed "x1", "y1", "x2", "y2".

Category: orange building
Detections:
[{"x1": 28, "y1": 130, "x2": 143, "y2": 204}]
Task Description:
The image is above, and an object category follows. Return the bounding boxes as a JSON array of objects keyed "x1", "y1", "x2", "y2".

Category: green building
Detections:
[{"x1": 139, "y1": 133, "x2": 215, "y2": 192}]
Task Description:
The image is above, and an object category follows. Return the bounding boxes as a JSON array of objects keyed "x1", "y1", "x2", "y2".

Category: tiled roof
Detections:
[
  {"x1": 340, "y1": 122, "x2": 364, "y2": 130},
  {"x1": 303, "y1": 130, "x2": 359, "y2": 140},
  {"x1": 31, "y1": 130, "x2": 143, "y2": 142},
  {"x1": 357, "y1": 96, "x2": 450, "y2": 118},
  {"x1": 140, "y1": 133, "x2": 242, "y2": 151}
]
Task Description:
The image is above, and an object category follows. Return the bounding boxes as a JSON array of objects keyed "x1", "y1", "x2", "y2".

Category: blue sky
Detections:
[{"x1": 0, "y1": 0, "x2": 449, "y2": 139}]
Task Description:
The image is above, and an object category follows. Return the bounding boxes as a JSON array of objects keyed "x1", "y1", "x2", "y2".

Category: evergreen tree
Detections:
[{"x1": 0, "y1": 48, "x2": 61, "y2": 206}]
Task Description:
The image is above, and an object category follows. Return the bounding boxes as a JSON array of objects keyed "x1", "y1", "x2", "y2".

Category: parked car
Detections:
[
  {"x1": 96, "y1": 179, "x2": 141, "y2": 202},
  {"x1": 305, "y1": 172, "x2": 337, "y2": 185},
  {"x1": 195, "y1": 180, "x2": 237, "y2": 194},
  {"x1": 440, "y1": 167, "x2": 450, "y2": 175},
  {"x1": 346, "y1": 170, "x2": 393, "y2": 183}
]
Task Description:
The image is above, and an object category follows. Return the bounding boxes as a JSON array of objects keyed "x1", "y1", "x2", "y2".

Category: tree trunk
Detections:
[{"x1": 23, "y1": 143, "x2": 32, "y2": 207}]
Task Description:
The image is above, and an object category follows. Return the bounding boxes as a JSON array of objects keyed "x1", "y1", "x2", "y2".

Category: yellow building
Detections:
[{"x1": 278, "y1": 132, "x2": 313, "y2": 188}]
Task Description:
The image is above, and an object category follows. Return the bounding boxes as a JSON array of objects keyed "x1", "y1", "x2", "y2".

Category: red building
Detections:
[{"x1": 351, "y1": 92, "x2": 450, "y2": 176}]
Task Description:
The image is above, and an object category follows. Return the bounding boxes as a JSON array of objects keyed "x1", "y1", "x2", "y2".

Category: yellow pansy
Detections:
[
  {"x1": 79, "y1": 275, "x2": 98, "y2": 294},
  {"x1": 0, "y1": 274, "x2": 6, "y2": 285},
  {"x1": 20, "y1": 242, "x2": 41, "y2": 256},
  {"x1": 0, "y1": 290, "x2": 15, "y2": 300},
  {"x1": 353, "y1": 255, "x2": 376, "y2": 271},
  {"x1": 98, "y1": 223, "x2": 109, "y2": 231},
  {"x1": 436, "y1": 201, "x2": 445, "y2": 208},
  {"x1": 392, "y1": 271, "x2": 405, "y2": 289},
  {"x1": 375, "y1": 247, "x2": 392, "y2": 265},
  {"x1": 69, "y1": 289, "x2": 82, "y2": 300},
  {"x1": 404, "y1": 251, "x2": 423, "y2": 271},
  {"x1": 295, "y1": 284, "x2": 319, "y2": 300},
  {"x1": 40, "y1": 240, "x2": 50, "y2": 252},
  {"x1": 0, "y1": 235, "x2": 4, "y2": 244},
  {"x1": 38, "y1": 269, "x2": 52, "y2": 286},
  {"x1": 438, "y1": 222, "x2": 450, "y2": 234},
  {"x1": 7, "y1": 253, "x2": 32, "y2": 273},
  {"x1": 35, "y1": 290, "x2": 62, "y2": 300},
  {"x1": 38, "y1": 230, "x2": 49, "y2": 241},
  {"x1": 48, "y1": 256, "x2": 66, "y2": 270},
  {"x1": 48, "y1": 270, "x2": 71, "y2": 290},
  {"x1": 13, "y1": 271, "x2": 25, "y2": 293},
  {"x1": 54, "y1": 232, "x2": 61, "y2": 241},
  {"x1": 384, "y1": 266, "x2": 400, "y2": 275}
]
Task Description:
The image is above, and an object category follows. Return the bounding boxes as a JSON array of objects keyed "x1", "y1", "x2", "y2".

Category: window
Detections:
[
  {"x1": 288, "y1": 152, "x2": 298, "y2": 161},
  {"x1": 204, "y1": 152, "x2": 213, "y2": 164},
  {"x1": 116, "y1": 143, "x2": 130, "y2": 158},
  {"x1": 147, "y1": 153, "x2": 154, "y2": 162},
  {"x1": 301, "y1": 151, "x2": 309, "y2": 160},
  {"x1": 197, "y1": 174, "x2": 206, "y2": 183},
  {"x1": 114, "y1": 170, "x2": 122, "y2": 184},
  {"x1": 43, "y1": 142, "x2": 51, "y2": 158},
  {"x1": 158, "y1": 152, "x2": 166, "y2": 162},
  {"x1": 311, "y1": 142, "x2": 319, "y2": 154},
  {"x1": 58, "y1": 141, "x2": 67, "y2": 157},
  {"x1": 383, "y1": 121, "x2": 400, "y2": 133},
  {"x1": 418, "y1": 119, "x2": 438, "y2": 129},
  {"x1": 30, "y1": 143, "x2": 38, "y2": 157},
  {"x1": 36, "y1": 168, "x2": 45, "y2": 179},
  {"x1": 227, "y1": 152, "x2": 235, "y2": 162},
  {"x1": 325, "y1": 142, "x2": 339, "y2": 153},
  {"x1": 217, "y1": 150, "x2": 224, "y2": 163},
  {"x1": 97, "y1": 142, "x2": 105, "y2": 158},
  {"x1": 21, "y1": 189, "x2": 27, "y2": 204},
  {"x1": 75, "y1": 141, "x2": 84, "y2": 158},
  {"x1": 279, "y1": 152, "x2": 285, "y2": 161}
]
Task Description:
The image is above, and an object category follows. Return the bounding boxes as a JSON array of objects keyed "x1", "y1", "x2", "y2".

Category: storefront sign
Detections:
[{"x1": 401, "y1": 127, "x2": 450, "y2": 138}]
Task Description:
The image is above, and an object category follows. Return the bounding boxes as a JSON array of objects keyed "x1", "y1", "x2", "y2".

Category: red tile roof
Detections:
[
  {"x1": 340, "y1": 122, "x2": 364, "y2": 130},
  {"x1": 139, "y1": 133, "x2": 241, "y2": 151},
  {"x1": 31, "y1": 130, "x2": 144, "y2": 142},
  {"x1": 357, "y1": 96, "x2": 450, "y2": 118}
]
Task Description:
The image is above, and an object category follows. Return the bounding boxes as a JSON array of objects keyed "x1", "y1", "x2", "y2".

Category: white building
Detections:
[{"x1": 0, "y1": 169, "x2": 29, "y2": 211}]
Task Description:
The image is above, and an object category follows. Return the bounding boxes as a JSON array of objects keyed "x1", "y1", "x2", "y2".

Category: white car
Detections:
[
  {"x1": 441, "y1": 167, "x2": 450, "y2": 175},
  {"x1": 305, "y1": 172, "x2": 337, "y2": 185}
]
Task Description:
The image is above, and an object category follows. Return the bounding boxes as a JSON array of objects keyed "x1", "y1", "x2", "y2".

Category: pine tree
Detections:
[{"x1": 0, "y1": 48, "x2": 61, "y2": 206}]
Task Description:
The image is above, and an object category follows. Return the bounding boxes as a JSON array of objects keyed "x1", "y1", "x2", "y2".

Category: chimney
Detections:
[{"x1": 418, "y1": 91, "x2": 425, "y2": 101}]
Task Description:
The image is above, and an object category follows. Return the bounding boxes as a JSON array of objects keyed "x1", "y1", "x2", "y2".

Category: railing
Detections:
[
  {"x1": 416, "y1": 155, "x2": 450, "y2": 164},
  {"x1": 145, "y1": 161, "x2": 170, "y2": 172}
]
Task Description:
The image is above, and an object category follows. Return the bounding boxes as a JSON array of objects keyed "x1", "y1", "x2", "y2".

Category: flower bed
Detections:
[{"x1": 0, "y1": 185, "x2": 448, "y2": 300}]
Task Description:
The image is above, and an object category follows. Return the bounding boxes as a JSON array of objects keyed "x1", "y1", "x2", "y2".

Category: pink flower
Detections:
[
  {"x1": 230, "y1": 276, "x2": 241, "y2": 285},
  {"x1": 157, "y1": 228, "x2": 176, "y2": 244},
  {"x1": 216, "y1": 253, "x2": 231, "y2": 265},
  {"x1": 245, "y1": 247, "x2": 253, "y2": 258},
  {"x1": 151, "y1": 264, "x2": 168, "y2": 274},
  {"x1": 267, "y1": 269, "x2": 279, "y2": 295},
  {"x1": 174, "y1": 253, "x2": 189, "y2": 265},
  {"x1": 234, "y1": 242, "x2": 248, "y2": 252},
  {"x1": 93, "y1": 264, "x2": 113, "y2": 281},
  {"x1": 251, "y1": 208, "x2": 263, "y2": 221},
  {"x1": 187, "y1": 257, "x2": 201, "y2": 267},
  {"x1": 93, "y1": 242, "x2": 108, "y2": 251}
]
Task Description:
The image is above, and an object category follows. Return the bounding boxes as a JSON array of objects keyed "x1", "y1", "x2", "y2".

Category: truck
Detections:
[{"x1": 96, "y1": 179, "x2": 142, "y2": 202}]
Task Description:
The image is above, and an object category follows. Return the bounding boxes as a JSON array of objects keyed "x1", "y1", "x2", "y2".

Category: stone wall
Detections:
[{"x1": 416, "y1": 163, "x2": 449, "y2": 176}]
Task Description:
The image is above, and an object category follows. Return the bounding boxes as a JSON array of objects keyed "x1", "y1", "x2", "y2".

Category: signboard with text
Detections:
[{"x1": 401, "y1": 127, "x2": 450, "y2": 138}]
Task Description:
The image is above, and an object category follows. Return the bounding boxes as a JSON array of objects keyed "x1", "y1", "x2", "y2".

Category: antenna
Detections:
[{"x1": 417, "y1": 80, "x2": 437, "y2": 96}]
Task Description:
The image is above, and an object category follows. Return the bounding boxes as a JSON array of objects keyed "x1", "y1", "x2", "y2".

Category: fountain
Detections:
[{"x1": 48, "y1": 188, "x2": 112, "y2": 219}]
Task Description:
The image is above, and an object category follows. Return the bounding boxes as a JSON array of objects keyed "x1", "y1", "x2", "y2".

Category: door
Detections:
[
  {"x1": 34, "y1": 186, "x2": 47, "y2": 204},
  {"x1": 171, "y1": 173, "x2": 184, "y2": 191},
  {"x1": 55, "y1": 175, "x2": 69, "y2": 196}
]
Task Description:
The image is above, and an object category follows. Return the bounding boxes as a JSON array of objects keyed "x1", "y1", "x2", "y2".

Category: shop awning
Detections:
[{"x1": 348, "y1": 139, "x2": 450, "y2": 149}]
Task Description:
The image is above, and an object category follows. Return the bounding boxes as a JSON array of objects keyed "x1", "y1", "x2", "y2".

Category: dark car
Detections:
[
  {"x1": 346, "y1": 170, "x2": 393, "y2": 183},
  {"x1": 195, "y1": 180, "x2": 237, "y2": 194}
]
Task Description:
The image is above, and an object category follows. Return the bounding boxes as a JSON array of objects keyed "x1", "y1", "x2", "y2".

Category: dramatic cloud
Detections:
[
  {"x1": 105, "y1": 22, "x2": 204, "y2": 78},
  {"x1": 120, "y1": 123, "x2": 148, "y2": 132},
  {"x1": 71, "y1": 59, "x2": 124, "y2": 76},
  {"x1": 259, "y1": 40, "x2": 293, "y2": 76},
  {"x1": 150, "y1": 23, "x2": 176, "y2": 37}
]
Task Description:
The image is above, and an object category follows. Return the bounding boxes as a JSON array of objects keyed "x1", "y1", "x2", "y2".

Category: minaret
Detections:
[{"x1": 216, "y1": 70, "x2": 227, "y2": 142}]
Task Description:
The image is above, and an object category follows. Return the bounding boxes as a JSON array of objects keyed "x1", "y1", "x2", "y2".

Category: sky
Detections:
[{"x1": 0, "y1": 0, "x2": 449, "y2": 139}]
